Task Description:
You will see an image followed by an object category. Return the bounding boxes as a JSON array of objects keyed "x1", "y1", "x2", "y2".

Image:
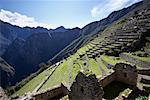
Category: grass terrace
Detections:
[
  {"x1": 100, "y1": 55, "x2": 125, "y2": 65},
  {"x1": 13, "y1": 66, "x2": 56, "y2": 96},
  {"x1": 38, "y1": 59, "x2": 71, "y2": 91}
]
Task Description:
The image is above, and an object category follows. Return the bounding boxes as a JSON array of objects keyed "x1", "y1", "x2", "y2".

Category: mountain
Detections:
[
  {"x1": 1, "y1": 0, "x2": 148, "y2": 92},
  {"x1": 53, "y1": 26, "x2": 67, "y2": 33},
  {"x1": 2, "y1": 1, "x2": 143, "y2": 86},
  {"x1": 1, "y1": 27, "x2": 80, "y2": 85},
  {"x1": 0, "y1": 21, "x2": 49, "y2": 56},
  {"x1": 0, "y1": 21, "x2": 69, "y2": 56},
  {"x1": 10, "y1": 0, "x2": 150, "y2": 99},
  {"x1": 48, "y1": 1, "x2": 143, "y2": 63}
]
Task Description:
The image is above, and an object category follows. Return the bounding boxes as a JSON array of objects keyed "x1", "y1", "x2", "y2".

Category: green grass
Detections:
[
  {"x1": 39, "y1": 60, "x2": 70, "y2": 91},
  {"x1": 88, "y1": 58, "x2": 102, "y2": 76},
  {"x1": 96, "y1": 57, "x2": 110, "y2": 74},
  {"x1": 71, "y1": 63, "x2": 81, "y2": 81},
  {"x1": 101, "y1": 55, "x2": 125, "y2": 65},
  {"x1": 13, "y1": 67, "x2": 55, "y2": 96}
]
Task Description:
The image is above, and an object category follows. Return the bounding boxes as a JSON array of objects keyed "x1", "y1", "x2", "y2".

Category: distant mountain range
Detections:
[{"x1": 0, "y1": 20, "x2": 70, "y2": 56}]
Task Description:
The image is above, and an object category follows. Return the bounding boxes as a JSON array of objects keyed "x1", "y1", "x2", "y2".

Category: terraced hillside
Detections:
[{"x1": 10, "y1": 4, "x2": 150, "y2": 98}]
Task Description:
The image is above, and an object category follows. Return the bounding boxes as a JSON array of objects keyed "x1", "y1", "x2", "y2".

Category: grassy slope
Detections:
[
  {"x1": 13, "y1": 67, "x2": 55, "y2": 96},
  {"x1": 13, "y1": 15, "x2": 124, "y2": 96},
  {"x1": 39, "y1": 59, "x2": 70, "y2": 91}
]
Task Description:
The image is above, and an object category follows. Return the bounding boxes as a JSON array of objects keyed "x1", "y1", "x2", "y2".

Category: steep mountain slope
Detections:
[
  {"x1": 0, "y1": 57, "x2": 15, "y2": 87},
  {"x1": 2, "y1": 28, "x2": 80, "y2": 85},
  {"x1": 0, "y1": 21, "x2": 49, "y2": 56},
  {"x1": 49, "y1": 1, "x2": 143, "y2": 62},
  {"x1": 11, "y1": 0, "x2": 150, "y2": 98}
]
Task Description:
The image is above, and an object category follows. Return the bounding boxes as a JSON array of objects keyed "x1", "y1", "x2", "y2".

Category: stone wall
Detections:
[
  {"x1": 99, "y1": 71, "x2": 116, "y2": 87},
  {"x1": 99, "y1": 62, "x2": 138, "y2": 87},
  {"x1": 69, "y1": 62, "x2": 138, "y2": 100},
  {"x1": 69, "y1": 72, "x2": 104, "y2": 100},
  {"x1": 138, "y1": 69, "x2": 150, "y2": 75},
  {"x1": 113, "y1": 63, "x2": 138, "y2": 86},
  {"x1": 32, "y1": 83, "x2": 69, "y2": 100},
  {"x1": 120, "y1": 53, "x2": 150, "y2": 69}
]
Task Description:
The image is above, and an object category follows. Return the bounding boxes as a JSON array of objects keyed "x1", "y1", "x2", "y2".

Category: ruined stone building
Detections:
[
  {"x1": 69, "y1": 72, "x2": 104, "y2": 100},
  {"x1": 12, "y1": 62, "x2": 146, "y2": 100},
  {"x1": 69, "y1": 63, "x2": 138, "y2": 100}
]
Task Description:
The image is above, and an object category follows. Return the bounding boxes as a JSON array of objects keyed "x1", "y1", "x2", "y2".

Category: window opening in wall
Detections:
[
  {"x1": 80, "y1": 86, "x2": 84, "y2": 93},
  {"x1": 124, "y1": 73, "x2": 127, "y2": 78}
]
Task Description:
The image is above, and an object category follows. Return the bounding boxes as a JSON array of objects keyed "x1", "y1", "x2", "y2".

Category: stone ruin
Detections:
[
  {"x1": 113, "y1": 63, "x2": 138, "y2": 86},
  {"x1": 69, "y1": 62, "x2": 138, "y2": 100},
  {"x1": 14, "y1": 63, "x2": 138, "y2": 100},
  {"x1": 68, "y1": 72, "x2": 104, "y2": 100},
  {"x1": 32, "y1": 83, "x2": 69, "y2": 100}
]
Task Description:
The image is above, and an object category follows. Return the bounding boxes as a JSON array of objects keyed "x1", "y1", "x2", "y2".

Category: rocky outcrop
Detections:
[{"x1": 69, "y1": 72, "x2": 104, "y2": 100}]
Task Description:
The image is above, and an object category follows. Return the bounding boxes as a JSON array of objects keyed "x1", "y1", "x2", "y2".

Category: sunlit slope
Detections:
[{"x1": 13, "y1": 8, "x2": 150, "y2": 96}]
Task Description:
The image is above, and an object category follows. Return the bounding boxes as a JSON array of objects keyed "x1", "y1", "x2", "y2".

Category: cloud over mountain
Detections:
[
  {"x1": 91, "y1": 0, "x2": 142, "y2": 18},
  {"x1": 0, "y1": 9, "x2": 52, "y2": 29}
]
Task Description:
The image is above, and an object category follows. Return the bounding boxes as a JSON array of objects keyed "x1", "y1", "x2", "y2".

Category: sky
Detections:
[{"x1": 0, "y1": 0, "x2": 142, "y2": 29}]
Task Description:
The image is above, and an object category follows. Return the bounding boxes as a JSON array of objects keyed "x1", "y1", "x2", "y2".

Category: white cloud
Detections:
[
  {"x1": 91, "y1": 0, "x2": 142, "y2": 18},
  {"x1": 0, "y1": 9, "x2": 53, "y2": 29}
]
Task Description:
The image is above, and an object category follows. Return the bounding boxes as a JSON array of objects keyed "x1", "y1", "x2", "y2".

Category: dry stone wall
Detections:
[
  {"x1": 99, "y1": 72, "x2": 116, "y2": 87},
  {"x1": 113, "y1": 63, "x2": 138, "y2": 86},
  {"x1": 32, "y1": 84, "x2": 69, "y2": 100},
  {"x1": 69, "y1": 72, "x2": 104, "y2": 100},
  {"x1": 120, "y1": 53, "x2": 150, "y2": 69}
]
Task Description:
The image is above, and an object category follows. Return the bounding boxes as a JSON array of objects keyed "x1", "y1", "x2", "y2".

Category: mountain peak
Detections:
[{"x1": 54, "y1": 26, "x2": 67, "y2": 32}]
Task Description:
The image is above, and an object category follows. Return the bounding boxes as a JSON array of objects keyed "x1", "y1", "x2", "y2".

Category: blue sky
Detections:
[{"x1": 0, "y1": 0, "x2": 142, "y2": 29}]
